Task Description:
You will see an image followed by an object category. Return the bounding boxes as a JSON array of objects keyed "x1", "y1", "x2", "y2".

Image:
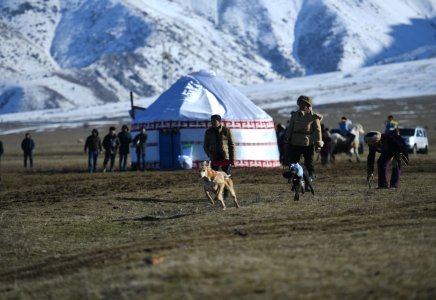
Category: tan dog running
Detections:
[{"x1": 198, "y1": 161, "x2": 239, "y2": 211}]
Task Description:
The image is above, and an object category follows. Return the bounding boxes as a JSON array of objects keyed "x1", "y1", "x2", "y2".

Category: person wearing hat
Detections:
[
  {"x1": 364, "y1": 131, "x2": 409, "y2": 189},
  {"x1": 84, "y1": 129, "x2": 102, "y2": 172},
  {"x1": 203, "y1": 114, "x2": 235, "y2": 178},
  {"x1": 133, "y1": 126, "x2": 148, "y2": 171},
  {"x1": 283, "y1": 95, "x2": 323, "y2": 179},
  {"x1": 118, "y1": 125, "x2": 132, "y2": 171},
  {"x1": 102, "y1": 126, "x2": 120, "y2": 172}
]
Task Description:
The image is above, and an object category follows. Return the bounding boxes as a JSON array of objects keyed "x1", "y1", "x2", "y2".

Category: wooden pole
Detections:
[{"x1": 130, "y1": 91, "x2": 134, "y2": 120}]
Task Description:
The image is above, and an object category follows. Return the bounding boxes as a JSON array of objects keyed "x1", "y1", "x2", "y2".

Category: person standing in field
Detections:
[
  {"x1": 84, "y1": 128, "x2": 102, "y2": 173},
  {"x1": 21, "y1": 133, "x2": 35, "y2": 168},
  {"x1": 283, "y1": 95, "x2": 323, "y2": 180},
  {"x1": 364, "y1": 131, "x2": 409, "y2": 189},
  {"x1": 203, "y1": 114, "x2": 236, "y2": 179},
  {"x1": 118, "y1": 125, "x2": 132, "y2": 171},
  {"x1": 133, "y1": 127, "x2": 148, "y2": 172},
  {"x1": 0, "y1": 140, "x2": 3, "y2": 185},
  {"x1": 320, "y1": 124, "x2": 331, "y2": 165},
  {"x1": 102, "y1": 126, "x2": 120, "y2": 172}
]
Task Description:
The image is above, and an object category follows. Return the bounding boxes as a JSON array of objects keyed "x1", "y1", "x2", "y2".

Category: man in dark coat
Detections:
[
  {"x1": 132, "y1": 127, "x2": 148, "y2": 171},
  {"x1": 320, "y1": 124, "x2": 331, "y2": 165},
  {"x1": 118, "y1": 124, "x2": 132, "y2": 171},
  {"x1": 0, "y1": 140, "x2": 3, "y2": 185},
  {"x1": 102, "y1": 126, "x2": 121, "y2": 172},
  {"x1": 84, "y1": 128, "x2": 102, "y2": 173},
  {"x1": 21, "y1": 133, "x2": 35, "y2": 168},
  {"x1": 364, "y1": 131, "x2": 409, "y2": 189}
]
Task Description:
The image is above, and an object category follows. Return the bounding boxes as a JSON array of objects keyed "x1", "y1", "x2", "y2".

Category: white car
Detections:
[{"x1": 399, "y1": 127, "x2": 429, "y2": 154}]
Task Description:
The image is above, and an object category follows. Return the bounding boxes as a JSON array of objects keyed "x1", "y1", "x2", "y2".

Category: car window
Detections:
[
  {"x1": 399, "y1": 128, "x2": 415, "y2": 136},
  {"x1": 423, "y1": 130, "x2": 427, "y2": 137},
  {"x1": 417, "y1": 130, "x2": 423, "y2": 137}
]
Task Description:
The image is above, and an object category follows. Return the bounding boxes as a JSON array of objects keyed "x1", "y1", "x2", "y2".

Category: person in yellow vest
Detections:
[{"x1": 384, "y1": 115, "x2": 399, "y2": 133}]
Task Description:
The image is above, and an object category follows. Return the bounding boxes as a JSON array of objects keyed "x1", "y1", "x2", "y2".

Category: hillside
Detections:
[{"x1": 1, "y1": 0, "x2": 436, "y2": 114}]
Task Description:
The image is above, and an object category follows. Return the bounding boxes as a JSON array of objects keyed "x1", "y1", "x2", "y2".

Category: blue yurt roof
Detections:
[{"x1": 134, "y1": 70, "x2": 272, "y2": 122}]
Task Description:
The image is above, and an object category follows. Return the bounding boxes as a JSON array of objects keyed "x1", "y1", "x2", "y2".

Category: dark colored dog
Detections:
[{"x1": 283, "y1": 163, "x2": 314, "y2": 201}]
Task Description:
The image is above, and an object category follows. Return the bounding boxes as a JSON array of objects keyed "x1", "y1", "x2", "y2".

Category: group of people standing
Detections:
[
  {"x1": 84, "y1": 125, "x2": 148, "y2": 173},
  {"x1": 0, "y1": 96, "x2": 408, "y2": 190}
]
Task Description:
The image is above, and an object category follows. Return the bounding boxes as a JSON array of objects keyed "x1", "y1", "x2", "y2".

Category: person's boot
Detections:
[
  {"x1": 307, "y1": 172, "x2": 316, "y2": 192},
  {"x1": 103, "y1": 164, "x2": 107, "y2": 172}
]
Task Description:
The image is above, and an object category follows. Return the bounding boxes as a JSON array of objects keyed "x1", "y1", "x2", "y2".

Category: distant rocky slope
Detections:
[{"x1": 1, "y1": 0, "x2": 436, "y2": 113}]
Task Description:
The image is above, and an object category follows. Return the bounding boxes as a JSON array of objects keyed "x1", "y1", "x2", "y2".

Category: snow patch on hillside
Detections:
[
  {"x1": 1, "y1": 0, "x2": 436, "y2": 115},
  {"x1": 1, "y1": 58, "x2": 435, "y2": 135}
]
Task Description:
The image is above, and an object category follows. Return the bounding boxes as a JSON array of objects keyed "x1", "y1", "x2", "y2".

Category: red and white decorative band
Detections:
[
  {"x1": 144, "y1": 159, "x2": 281, "y2": 169},
  {"x1": 131, "y1": 120, "x2": 275, "y2": 132}
]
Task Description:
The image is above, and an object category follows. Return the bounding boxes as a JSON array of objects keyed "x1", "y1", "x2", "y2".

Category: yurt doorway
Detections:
[{"x1": 159, "y1": 130, "x2": 181, "y2": 170}]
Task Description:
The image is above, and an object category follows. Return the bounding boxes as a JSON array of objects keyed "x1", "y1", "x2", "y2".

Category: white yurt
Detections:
[{"x1": 130, "y1": 70, "x2": 280, "y2": 170}]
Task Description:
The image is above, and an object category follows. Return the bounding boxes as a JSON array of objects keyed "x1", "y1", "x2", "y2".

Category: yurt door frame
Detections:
[{"x1": 159, "y1": 130, "x2": 182, "y2": 170}]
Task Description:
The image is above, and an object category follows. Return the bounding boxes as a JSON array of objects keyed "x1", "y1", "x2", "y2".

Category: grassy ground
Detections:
[{"x1": 1, "y1": 100, "x2": 436, "y2": 299}]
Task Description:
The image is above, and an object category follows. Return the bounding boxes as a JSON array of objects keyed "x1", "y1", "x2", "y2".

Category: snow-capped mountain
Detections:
[{"x1": 1, "y1": 0, "x2": 436, "y2": 114}]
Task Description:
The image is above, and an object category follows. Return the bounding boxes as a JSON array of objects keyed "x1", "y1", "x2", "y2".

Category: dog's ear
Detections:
[{"x1": 207, "y1": 161, "x2": 211, "y2": 169}]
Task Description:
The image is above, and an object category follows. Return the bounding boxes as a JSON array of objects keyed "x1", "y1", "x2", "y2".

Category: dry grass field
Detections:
[{"x1": 1, "y1": 98, "x2": 436, "y2": 299}]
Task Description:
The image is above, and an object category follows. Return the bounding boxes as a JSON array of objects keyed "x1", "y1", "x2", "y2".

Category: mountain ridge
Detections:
[{"x1": 1, "y1": 0, "x2": 436, "y2": 114}]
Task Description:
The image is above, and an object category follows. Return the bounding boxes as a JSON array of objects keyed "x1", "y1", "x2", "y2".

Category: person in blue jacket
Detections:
[
  {"x1": 21, "y1": 133, "x2": 35, "y2": 168},
  {"x1": 339, "y1": 116, "x2": 355, "y2": 146},
  {"x1": 384, "y1": 115, "x2": 399, "y2": 133}
]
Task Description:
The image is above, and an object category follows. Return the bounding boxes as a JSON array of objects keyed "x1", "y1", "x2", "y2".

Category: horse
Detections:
[{"x1": 330, "y1": 124, "x2": 364, "y2": 163}]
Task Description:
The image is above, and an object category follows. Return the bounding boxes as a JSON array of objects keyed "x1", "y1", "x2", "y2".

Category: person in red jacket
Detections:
[{"x1": 364, "y1": 131, "x2": 409, "y2": 189}]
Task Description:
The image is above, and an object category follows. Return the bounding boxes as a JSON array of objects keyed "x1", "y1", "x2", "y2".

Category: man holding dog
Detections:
[
  {"x1": 203, "y1": 114, "x2": 235, "y2": 177},
  {"x1": 364, "y1": 131, "x2": 409, "y2": 189},
  {"x1": 283, "y1": 95, "x2": 323, "y2": 179}
]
